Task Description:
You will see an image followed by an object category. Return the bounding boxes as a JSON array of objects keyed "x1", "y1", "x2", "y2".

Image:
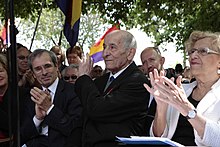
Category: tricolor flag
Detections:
[
  {"x1": 56, "y1": 0, "x2": 82, "y2": 47},
  {"x1": 0, "y1": 25, "x2": 7, "y2": 44},
  {"x1": 0, "y1": 20, "x2": 10, "y2": 46},
  {"x1": 89, "y1": 25, "x2": 119, "y2": 63}
]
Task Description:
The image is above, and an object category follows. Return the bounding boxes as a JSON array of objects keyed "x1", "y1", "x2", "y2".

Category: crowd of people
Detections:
[{"x1": 0, "y1": 29, "x2": 220, "y2": 147}]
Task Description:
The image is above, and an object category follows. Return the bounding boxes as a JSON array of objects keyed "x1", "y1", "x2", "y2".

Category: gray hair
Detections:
[
  {"x1": 121, "y1": 30, "x2": 137, "y2": 50},
  {"x1": 61, "y1": 64, "x2": 79, "y2": 76},
  {"x1": 185, "y1": 31, "x2": 220, "y2": 53},
  {"x1": 28, "y1": 49, "x2": 57, "y2": 71}
]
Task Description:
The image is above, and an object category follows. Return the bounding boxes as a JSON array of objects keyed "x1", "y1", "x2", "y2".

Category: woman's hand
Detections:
[
  {"x1": 144, "y1": 69, "x2": 168, "y2": 108},
  {"x1": 155, "y1": 75, "x2": 195, "y2": 116}
]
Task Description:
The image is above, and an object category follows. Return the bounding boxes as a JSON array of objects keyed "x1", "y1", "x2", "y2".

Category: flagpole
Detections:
[
  {"x1": 7, "y1": 0, "x2": 19, "y2": 146},
  {"x1": 29, "y1": 0, "x2": 45, "y2": 51}
]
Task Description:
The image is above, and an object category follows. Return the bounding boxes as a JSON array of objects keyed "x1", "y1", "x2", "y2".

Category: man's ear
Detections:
[{"x1": 127, "y1": 48, "x2": 136, "y2": 61}]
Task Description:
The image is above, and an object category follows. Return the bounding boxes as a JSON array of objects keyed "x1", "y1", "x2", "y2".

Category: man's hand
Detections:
[
  {"x1": 35, "y1": 104, "x2": 46, "y2": 120},
  {"x1": 78, "y1": 53, "x2": 93, "y2": 77},
  {"x1": 30, "y1": 87, "x2": 52, "y2": 112}
]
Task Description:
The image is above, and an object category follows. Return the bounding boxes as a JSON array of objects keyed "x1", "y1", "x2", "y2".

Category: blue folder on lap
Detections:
[{"x1": 116, "y1": 136, "x2": 184, "y2": 147}]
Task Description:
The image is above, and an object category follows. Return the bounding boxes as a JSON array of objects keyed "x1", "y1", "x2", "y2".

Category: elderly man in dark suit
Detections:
[
  {"x1": 20, "y1": 49, "x2": 82, "y2": 147},
  {"x1": 75, "y1": 30, "x2": 150, "y2": 147}
]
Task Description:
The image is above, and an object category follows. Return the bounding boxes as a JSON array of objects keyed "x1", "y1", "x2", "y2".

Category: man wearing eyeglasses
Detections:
[{"x1": 20, "y1": 49, "x2": 82, "y2": 147}]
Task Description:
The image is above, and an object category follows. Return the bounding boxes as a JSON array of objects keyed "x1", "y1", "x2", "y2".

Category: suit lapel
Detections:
[
  {"x1": 94, "y1": 73, "x2": 110, "y2": 94},
  {"x1": 104, "y1": 62, "x2": 137, "y2": 95},
  {"x1": 53, "y1": 80, "x2": 65, "y2": 107}
]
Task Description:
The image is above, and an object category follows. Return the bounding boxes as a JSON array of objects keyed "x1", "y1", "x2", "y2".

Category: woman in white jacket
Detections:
[{"x1": 144, "y1": 31, "x2": 220, "y2": 147}]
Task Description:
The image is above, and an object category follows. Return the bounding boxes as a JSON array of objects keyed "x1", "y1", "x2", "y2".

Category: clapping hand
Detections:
[
  {"x1": 144, "y1": 69, "x2": 168, "y2": 108},
  {"x1": 78, "y1": 53, "x2": 93, "y2": 77},
  {"x1": 30, "y1": 87, "x2": 52, "y2": 120}
]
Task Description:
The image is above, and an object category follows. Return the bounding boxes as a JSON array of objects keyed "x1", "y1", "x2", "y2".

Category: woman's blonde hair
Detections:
[
  {"x1": 0, "y1": 53, "x2": 8, "y2": 71},
  {"x1": 185, "y1": 31, "x2": 220, "y2": 53}
]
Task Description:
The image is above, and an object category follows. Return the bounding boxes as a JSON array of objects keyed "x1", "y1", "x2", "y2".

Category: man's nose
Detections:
[
  {"x1": 41, "y1": 67, "x2": 47, "y2": 75},
  {"x1": 103, "y1": 48, "x2": 110, "y2": 57}
]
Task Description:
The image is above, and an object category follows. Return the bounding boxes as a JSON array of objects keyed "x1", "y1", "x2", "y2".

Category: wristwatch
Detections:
[{"x1": 186, "y1": 109, "x2": 197, "y2": 119}]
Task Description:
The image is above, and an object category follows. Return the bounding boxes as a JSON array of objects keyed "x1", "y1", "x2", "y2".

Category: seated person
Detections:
[
  {"x1": 144, "y1": 31, "x2": 220, "y2": 146},
  {"x1": 61, "y1": 64, "x2": 79, "y2": 84}
]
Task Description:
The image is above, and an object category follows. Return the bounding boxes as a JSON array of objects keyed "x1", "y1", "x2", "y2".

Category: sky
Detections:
[{"x1": 94, "y1": 28, "x2": 186, "y2": 69}]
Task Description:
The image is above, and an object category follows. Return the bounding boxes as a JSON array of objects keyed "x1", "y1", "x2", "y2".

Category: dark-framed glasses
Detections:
[
  {"x1": 63, "y1": 75, "x2": 78, "y2": 80},
  {"x1": 187, "y1": 47, "x2": 220, "y2": 56}
]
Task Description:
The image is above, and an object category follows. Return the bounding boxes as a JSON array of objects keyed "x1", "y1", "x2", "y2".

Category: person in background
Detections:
[
  {"x1": 66, "y1": 46, "x2": 83, "y2": 65},
  {"x1": 50, "y1": 45, "x2": 66, "y2": 73},
  {"x1": 90, "y1": 65, "x2": 103, "y2": 80},
  {"x1": 16, "y1": 43, "x2": 39, "y2": 88},
  {"x1": 75, "y1": 30, "x2": 150, "y2": 147},
  {"x1": 0, "y1": 54, "x2": 29, "y2": 146},
  {"x1": 21, "y1": 49, "x2": 82, "y2": 147},
  {"x1": 61, "y1": 64, "x2": 79, "y2": 84},
  {"x1": 145, "y1": 31, "x2": 220, "y2": 146},
  {"x1": 140, "y1": 47, "x2": 165, "y2": 77},
  {"x1": 0, "y1": 53, "x2": 13, "y2": 146},
  {"x1": 140, "y1": 46, "x2": 166, "y2": 132},
  {"x1": 182, "y1": 66, "x2": 192, "y2": 83},
  {"x1": 175, "y1": 63, "x2": 183, "y2": 77},
  {"x1": 165, "y1": 68, "x2": 175, "y2": 79}
]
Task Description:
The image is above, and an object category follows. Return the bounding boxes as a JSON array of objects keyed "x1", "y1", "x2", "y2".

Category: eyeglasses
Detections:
[
  {"x1": 17, "y1": 56, "x2": 28, "y2": 60},
  {"x1": 187, "y1": 47, "x2": 220, "y2": 56},
  {"x1": 63, "y1": 75, "x2": 78, "y2": 80}
]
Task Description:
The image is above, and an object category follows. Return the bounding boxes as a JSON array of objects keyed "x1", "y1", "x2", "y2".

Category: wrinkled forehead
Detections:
[
  {"x1": 32, "y1": 52, "x2": 52, "y2": 64},
  {"x1": 142, "y1": 48, "x2": 161, "y2": 59},
  {"x1": 105, "y1": 30, "x2": 121, "y2": 41}
]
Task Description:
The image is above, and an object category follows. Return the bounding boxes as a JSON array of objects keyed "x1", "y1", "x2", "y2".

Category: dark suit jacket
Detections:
[
  {"x1": 21, "y1": 79, "x2": 82, "y2": 147},
  {"x1": 75, "y1": 62, "x2": 150, "y2": 147}
]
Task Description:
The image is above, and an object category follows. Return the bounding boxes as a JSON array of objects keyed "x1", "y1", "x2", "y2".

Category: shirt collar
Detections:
[
  {"x1": 42, "y1": 77, "x2": 59, "y2": 95},
  {"x1": 110, "y1": 62, "x2": 132, "y2": 79}
]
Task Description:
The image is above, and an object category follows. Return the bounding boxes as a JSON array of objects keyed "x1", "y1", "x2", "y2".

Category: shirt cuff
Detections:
[
  {"x1": 33, "y1": 116, "x2": 43, "y2": 127},
  {"x1": 46, "y1": 104, "x2": 54, "y2": 115}
]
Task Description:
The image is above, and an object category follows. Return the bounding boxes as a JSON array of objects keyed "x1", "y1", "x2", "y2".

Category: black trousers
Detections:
[{"x1": 25, "y1": 135, "x2": 49, "y2": 147}]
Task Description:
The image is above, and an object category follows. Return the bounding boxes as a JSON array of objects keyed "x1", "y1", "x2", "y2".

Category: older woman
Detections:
[
  {"x1": 144, "y1": 31, "x2": 220, "y2": 147},
  {"x1": 0, "y1": 53, "x2": 29, "y2": 146},
  {"x1": 0, "y1": 54, "x2": 11, "y2": 145}
]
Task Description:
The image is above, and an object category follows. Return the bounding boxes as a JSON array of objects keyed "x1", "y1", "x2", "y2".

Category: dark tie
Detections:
[
  {"x1": 104, "y1": 76, "x2": 115, "y2": 91},
  {"x1": 39, "y1": 88, "x2": 51, "y2": 135},
  {"x1": 109, "y1": 76, "x2": 115, "y2": 82}
]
